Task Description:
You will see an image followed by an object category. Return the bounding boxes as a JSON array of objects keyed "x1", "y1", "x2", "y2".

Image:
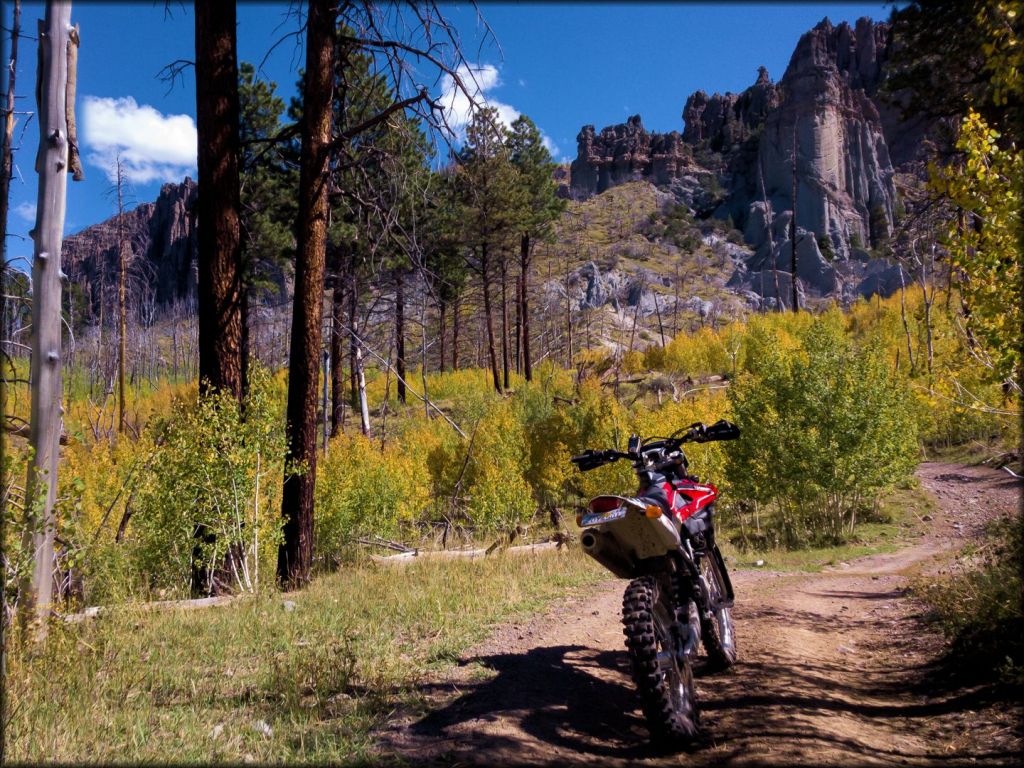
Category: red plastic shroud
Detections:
[{"x1": 664, "y1": 479, "x2": 718, "y2": 523}]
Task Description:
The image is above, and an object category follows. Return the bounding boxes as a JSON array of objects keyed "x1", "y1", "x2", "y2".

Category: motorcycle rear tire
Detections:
[
  {"x1": 699, "y1": 553, "x2": 737, "y2": 670},
  {"x1": 622, "y1": 575, "x2": 700, "y2": 745}
]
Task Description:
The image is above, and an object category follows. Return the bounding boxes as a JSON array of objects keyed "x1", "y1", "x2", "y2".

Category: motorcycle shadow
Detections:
[{"x1": 406, "y1": 643, "x2": 689, "y2": 762}]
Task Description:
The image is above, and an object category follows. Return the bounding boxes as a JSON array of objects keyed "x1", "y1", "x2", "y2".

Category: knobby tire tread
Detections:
[{"x1": 622, "y1": 575, "x2": 699, "y2": 745}]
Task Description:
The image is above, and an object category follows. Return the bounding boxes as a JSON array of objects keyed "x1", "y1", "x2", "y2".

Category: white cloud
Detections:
[
  {"x1": 13, "y1": 201, "x2": 36, "y2": 222},
  {"x1": 439, "y1": 64, "x2": 559, "y2": 158},
  {"x1": 81, "y1": 95, "x2": 197, "y2": 184},
  {"x1": 541, "y1": 134, "x2": 560, "y2": 160}
]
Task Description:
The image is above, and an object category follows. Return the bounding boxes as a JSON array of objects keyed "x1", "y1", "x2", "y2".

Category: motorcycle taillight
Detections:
[{"x1": 588, "y1": 497, "x2": 622, "y2": 514}]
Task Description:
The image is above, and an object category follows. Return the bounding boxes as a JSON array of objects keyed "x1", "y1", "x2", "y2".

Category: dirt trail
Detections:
[{"x1": 377, "y1": 463, "x2": 1022, "y2": 766}]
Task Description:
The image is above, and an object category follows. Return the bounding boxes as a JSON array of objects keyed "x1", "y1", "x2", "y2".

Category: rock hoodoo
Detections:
[{"x1": 569, "y1": 115, "x2": 693, "y2": 198}]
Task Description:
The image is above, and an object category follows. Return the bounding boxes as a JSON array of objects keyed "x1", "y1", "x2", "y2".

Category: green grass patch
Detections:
[
  {"x1": 720, "y1": 481, "x2": 935, "y2": 573},
  {"x1": 6, "y1": 548, "x2": 605, "y2": 764}
]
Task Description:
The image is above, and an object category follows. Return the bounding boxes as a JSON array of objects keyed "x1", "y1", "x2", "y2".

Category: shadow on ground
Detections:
[{"x1": 392, "y1": 603, "x2": 1020, "y2": 767}]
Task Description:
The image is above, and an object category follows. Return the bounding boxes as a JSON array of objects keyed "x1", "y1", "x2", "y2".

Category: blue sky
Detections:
[{"x1": 2, "y1": 1, "x2": 894, "y2": 270}]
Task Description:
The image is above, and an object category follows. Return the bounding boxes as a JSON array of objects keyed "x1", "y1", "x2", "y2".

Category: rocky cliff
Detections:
[
  {"x1": 569, "y1": 115, "x2": 694, "y2": 198},
  {"x1": 568, "y1": 17, "x2": 932, "y2": 302},
  {"x1": 63, "y1": 178, "x2": 199, "y2": 319}
]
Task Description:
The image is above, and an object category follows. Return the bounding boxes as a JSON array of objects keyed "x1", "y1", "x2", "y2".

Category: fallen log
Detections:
[
  {"x1": 61, "y1": 594, "x2": 236, "y2": 623},
  {"x1": 369, "y1": 540, "x2": 564, "y2": 566}
]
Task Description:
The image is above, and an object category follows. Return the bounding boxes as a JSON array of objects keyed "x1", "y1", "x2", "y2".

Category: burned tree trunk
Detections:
[
  {"x1": 451, "y1": 294, "x2": 460, "y2": 371},
  {"x1": 500, "y1": 256, "x2": 510, "y2": 390},
  {"x1": 278, "y1": 0, "x2": 334, "y2": 589},
  {"x1": 520, "y1": 233, "x2": 533, "y2": 382},
  {"x1": 349, "y1": 266, "x2": 358, "y2": 409},
  {"x1": 0, "y1": 0, "x2": 21, "y2": 262},
  {"x1": 479, "y1": 243, "x2": 501, "y2": 394},
  {"x1": 395, "y1": 267, "x2": 406, "y2": 404},
  {"x1": 116, "y1": 158, "x2": 127, "y2": 433},
  {"x1": 194, "y1": 0, "x2": 243, "y2": 399},
  {"x1": 330, "y1": 268, "x2": 345, "y2": 437},
  {"x1": 437, "y1": 299, "x2": 447, "y2": 374}
]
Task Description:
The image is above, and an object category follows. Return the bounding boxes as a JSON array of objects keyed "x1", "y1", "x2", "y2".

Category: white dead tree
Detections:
[{"x1": 21, "y1": 1, "x2": 80, "y2": 630}]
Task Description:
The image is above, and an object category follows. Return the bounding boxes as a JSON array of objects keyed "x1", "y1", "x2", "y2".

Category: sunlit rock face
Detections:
[
  {"x1": 743, "y1": 18, "x2": 898, "y2": 262},
  {"x1": 569, "y1": 115, "x2": 693, "y2": 199},
  {"x1": 568, "y1": 16, "x2": 931, "y2": 301}
]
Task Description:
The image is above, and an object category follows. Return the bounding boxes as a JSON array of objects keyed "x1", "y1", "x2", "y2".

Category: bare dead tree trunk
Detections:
[
  {"x1": 757, "y1": 150, "x2": 783, "y2": 313},
  {"x1": 330, "y1": 269, "x2": 345, "y2": 436},
  {"x1": 278, "y1": 0, "x2": 334, "y2": 589},
  {"x1": 420, "y1": 288, "x2": 429, "y2": 418},
  {"x1": 790, "y1": 125, "x2": 799, "y2": 314},
  {"x1": 194, "y1": 0, "x2": 243, "y2": 400},
  {"x1": 0, "y1": 0, "x2": 21, "y2": 264},
  {"x1": 672, "y1": 261, "x2": 680, "y2": 337},
  {"x1": 564, "y1": 255, "x2": 573, "y2": 368},
  {"x1": 22, "y1": 3, "x2": 78, "y2": 631},
  {"x1": 500, "y1": 254, "x2": 509, "y2": 390},
  {"x1": 654, "y1": 292, "x2": 666, "y2": 347},
  {"x1": 451, "y1": 294, "x2": 460, "y2": 371},
  {"x1": 356, "y1": 345, "x2": 370, "y2": 437},
  {"x1": 521, "y1": 234, "x2": 533, "y2": 382},
  {"x1": 920, "y1": 244, "x2": 935, "y2": 380},
  {"x1": 349, "y1": 265, "x2": 358, "y2": 409},
  {"x1": 116, "y1": 158, "x2": 127, "y2": 434},
  {"x1": 514, "y1": 259, "x2": 522, "y2": 374},
  {"x1": 437, "y1": 298, "x2": 447, "y2": 374},
  {"x1": 480, "y1": 243, "x2": 501, "y2": 393},
  {"x1": 898, "y1": 264, "x2": 915, "y2": 374},
  {"x1": 395, "y1": 267, "x2": 406, "y2": 404}
]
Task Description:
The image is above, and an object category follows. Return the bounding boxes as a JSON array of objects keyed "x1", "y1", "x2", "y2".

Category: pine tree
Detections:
[
  {"x1": 278, "y1": 0, "x2": 335, "y2": 589},
  {"x1": 456, "y1": 107, "x2": 526, "y2": 393},
  {"x1": 506, "y1": 115, "x2": 565, "y2": 381},
  {"x1": 195, "y1": 0, "x2": 244, "y2": 402}
]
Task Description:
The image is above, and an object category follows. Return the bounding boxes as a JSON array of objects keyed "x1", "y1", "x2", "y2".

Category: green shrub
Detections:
[
  {"x1": 315, "y1": 434, "x2": 426, "y2": 565},
  {"x1": 125, "y1": 365, "x2": 287, "y2": 596},
  {"x1": 726, "y1": 311, "x2": 918, "y2": 547}
]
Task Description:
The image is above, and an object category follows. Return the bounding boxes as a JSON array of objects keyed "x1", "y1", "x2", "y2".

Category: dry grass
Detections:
[{"x1": 5, "y1": 547, "x2": 604, "y2": 764}]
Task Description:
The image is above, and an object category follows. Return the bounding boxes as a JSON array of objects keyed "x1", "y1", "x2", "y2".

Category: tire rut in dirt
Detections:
[{"x1": 621, "y1": 574, "x2": 699, "y2": 745}]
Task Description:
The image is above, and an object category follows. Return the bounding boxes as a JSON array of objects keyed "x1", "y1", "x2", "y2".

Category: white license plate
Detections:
[{"x1": 582, "y1": 506, "x2": 628, "y2": 526}]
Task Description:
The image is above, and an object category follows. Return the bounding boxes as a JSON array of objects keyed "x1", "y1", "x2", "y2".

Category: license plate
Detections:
[{"x1": 582, "y1": 506, "x2": 628, "y2": 526}]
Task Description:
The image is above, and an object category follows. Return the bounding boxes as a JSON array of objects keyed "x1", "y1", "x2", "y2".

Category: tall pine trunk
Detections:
[
  {"x1": 480, "y1": 243, "x2": 501, "y2": 393},
  {"x1": 278, "y1": 0, "x2": 334, "y2": 589},
  {"x1": 520, "y1": 233, "x2": 533, "y2": 381},
  {"x1": 195, "y1": 0, "x2": 243, "y2": 399}
]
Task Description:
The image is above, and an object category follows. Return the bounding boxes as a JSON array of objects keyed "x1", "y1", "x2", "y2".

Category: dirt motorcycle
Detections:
[{"x1": 570, "y1": 419, "x2": 740, "y2": 744}]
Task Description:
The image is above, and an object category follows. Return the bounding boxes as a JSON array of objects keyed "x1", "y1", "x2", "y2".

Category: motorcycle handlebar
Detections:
[
  {"x1": 570, "y1": 449, "x2": 633, "y2": 471},
  {"x1": 571, "y1": 420, "x2": 740, "y2": 471}
]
